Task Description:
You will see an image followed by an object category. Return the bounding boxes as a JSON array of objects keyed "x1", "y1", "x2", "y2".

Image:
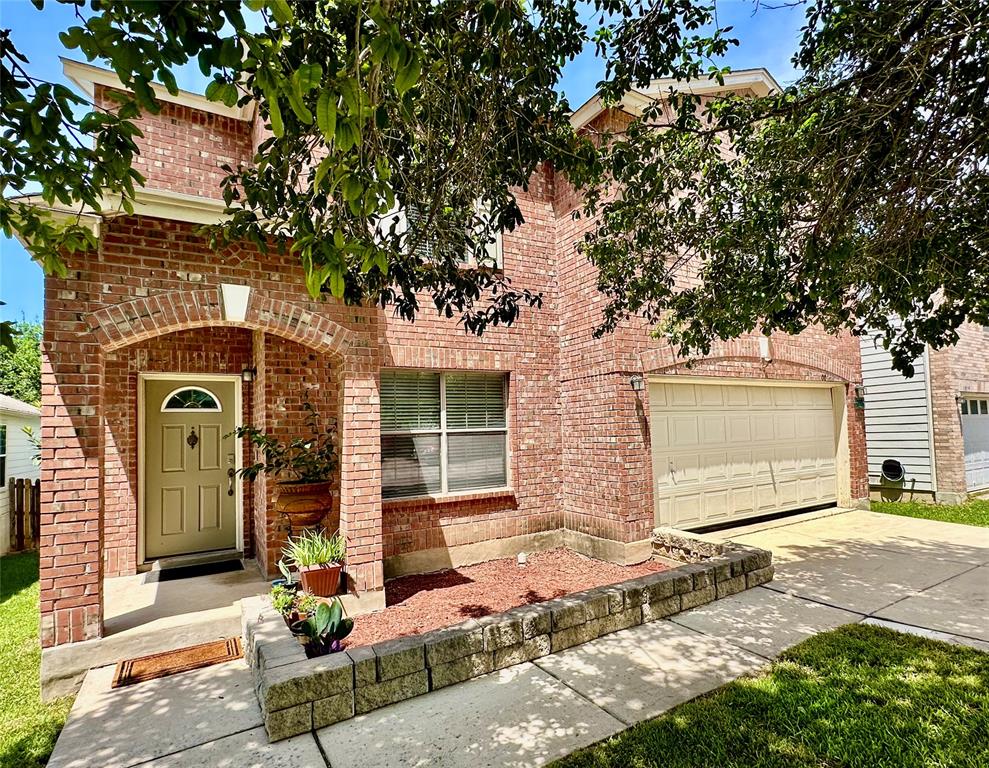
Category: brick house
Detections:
[
  {"x1": 28, "y1": 61, "x2": 869, "y2": 651},
  {"x1": 860, "y1": 322, "x2": 989, "y2": 502}
]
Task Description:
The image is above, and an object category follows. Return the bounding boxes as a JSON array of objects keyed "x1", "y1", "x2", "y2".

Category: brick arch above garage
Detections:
[
  {"x1": 639, "y1": 335, "x2": 860, "y2": 385},
  {"x1": 83, "y1": 286, "x2": 352, "y2": 358}
]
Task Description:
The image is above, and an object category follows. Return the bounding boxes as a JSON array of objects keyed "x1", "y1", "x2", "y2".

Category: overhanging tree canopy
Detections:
[{"x1": 1, "y1": 0, "x2": 986, "y2": 372}]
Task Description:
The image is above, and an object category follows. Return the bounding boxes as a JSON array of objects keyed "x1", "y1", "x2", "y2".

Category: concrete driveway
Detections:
[
  {"x1": 703, "y1": 507, "x2": 989, "y2": 647},
  {"x1": 47, "y1": 508, "x2": 989, "y2": 768}
]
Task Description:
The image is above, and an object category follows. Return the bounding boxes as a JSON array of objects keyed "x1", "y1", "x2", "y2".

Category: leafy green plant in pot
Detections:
[
  {"x1": 291, "y1": 597, "x2": 353, "y2": 656},
  {"x1": 283, "y1": 528, "x2": 346, "y2": 597},
  {"x1": 231, "y1": 402, "x2": 338, "y2": 534}
]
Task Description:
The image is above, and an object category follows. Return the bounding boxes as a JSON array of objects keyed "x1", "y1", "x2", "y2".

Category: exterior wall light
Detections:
[
  {"x1": 242, "y1": 367, "x2": 257, "y2": 383},
  {"x1": 630, "y1": 375, "x2": 645, "y2": 392},
  {"x1": 854, "y1": 384, "x2": 866, "y2": 409}
]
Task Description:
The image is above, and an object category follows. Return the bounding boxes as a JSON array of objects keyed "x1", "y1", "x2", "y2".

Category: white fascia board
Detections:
[
  {"x1": 62, "y1": 58, "x2": 254, "y2": 121},
  {"x1": 8, "y1": 189, "x2": 232, "y2": 255},
  {"x1": 570, "y1": 68, "x2": 782, "y2": 130}
]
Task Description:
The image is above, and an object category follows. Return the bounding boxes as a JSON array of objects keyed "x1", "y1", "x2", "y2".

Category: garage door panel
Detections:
[
  {"x1": 773, "y1": 387, "x2": 795, "y2": 406},
  {"x1": 752, "y1": 414, "x2": 775, "y2": 441},
  {"x1": 731, "y1": 486, "x2": 755, "y2": 515},
  {"x1": 699, "y1": 414, "x2": 727, "y2": 444},
  {"x1": 724, "y1": 386, "x2": 749, "y2": 407},
  {"x1": 752, "y1": 447, "x2": 773, "y2": 476},
  {"x1": 700, "y1": 452, "x2": 729, "y2": 482},
  {"x1": 777, "y1": 478, "x2": 799, "y2": 507},
  {"x1": 774, "y1": 445, "x2": 798, "y2": 472},
  {"x1": 702, "y1": 489, "x2": 730, "y2": 521},
  {"x1": 697, "y1": 386, "x2": 724, "y2": 406},
  {"x1": 728, "y1": 449, "x2": 753, "y2": 478},
  {"x1": 671, "y1": 416, "x2": 699, "y2": 447},
  {"x1": 726, "y1": 415, "x2": 751, "y2": 443},
  {"x1": 671, "y1": 493, "x2": 701, "y2": 527},
  {"x1": 670, "y1": 385, "x2": 697, "y2": 407},
  {"x1": 652, "y1": 416, "x2": 670, "y2": 450},
  {"x1": 746, "y1": 387, "x2": 773, "y2": 408},
  {"x1": 653, "y1": 382, "x2": 839, "y2": 528},
  {"x1": 774, "y1": 413, "x2": 796, "y2": 440}
]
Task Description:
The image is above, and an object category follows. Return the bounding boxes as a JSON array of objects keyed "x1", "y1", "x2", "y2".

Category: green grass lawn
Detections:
[
  {"x1": 1, "y1": 551, "x2": 74, "y2": 767},
  {"x1": 872, "y1": 497, "x2": 989, "y2": 527},
  {"x1": 554, "y1": 624, "x2": 989, "y2": 768}
]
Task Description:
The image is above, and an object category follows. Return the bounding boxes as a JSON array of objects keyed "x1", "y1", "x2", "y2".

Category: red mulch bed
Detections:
[{"x1": 345, "y1": 548, "x2": 668, "y2": 648}]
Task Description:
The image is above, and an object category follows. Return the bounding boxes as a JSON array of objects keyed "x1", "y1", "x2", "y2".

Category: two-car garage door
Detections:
[{"x1": 650, "y1": 381, "x2": 839, "y2": 529}]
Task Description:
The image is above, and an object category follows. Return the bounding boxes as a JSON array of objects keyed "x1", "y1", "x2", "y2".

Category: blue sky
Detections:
[{"x1": 0, "y1": 0, "x2": 805, "y2": 326}]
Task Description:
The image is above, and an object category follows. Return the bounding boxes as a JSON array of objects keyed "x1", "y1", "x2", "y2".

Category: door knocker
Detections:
[{"x1": 186, "y1": 427, "x2": 199, "y2": 449}]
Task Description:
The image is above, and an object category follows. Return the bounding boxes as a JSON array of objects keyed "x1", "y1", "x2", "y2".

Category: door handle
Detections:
[{"x1": 227, "y1": 467, "x2": 235, "y2": 496}]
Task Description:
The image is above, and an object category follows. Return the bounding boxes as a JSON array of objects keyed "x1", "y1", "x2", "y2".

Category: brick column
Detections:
[
  {"x1": 39, "y1": 337, "x2": 104, "y2": 647},
  {"x1": 338, "y1": 345, "x2": 383, "y2": 595}
]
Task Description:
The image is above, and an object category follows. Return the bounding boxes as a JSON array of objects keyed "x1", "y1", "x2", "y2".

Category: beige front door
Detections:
[{"x1": 144, "y1": 378, "x2": 238, "y2": 559}]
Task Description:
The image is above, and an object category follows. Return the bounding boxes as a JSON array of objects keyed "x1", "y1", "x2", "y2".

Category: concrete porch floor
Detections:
[{"x1": 42, "y1": 560, "x2": 269, "y2": 699}]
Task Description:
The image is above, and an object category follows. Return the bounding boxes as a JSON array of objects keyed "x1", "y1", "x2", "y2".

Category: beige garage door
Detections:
[{"x1": 650, "y1": 381, "x2": 838, "y2": 529}]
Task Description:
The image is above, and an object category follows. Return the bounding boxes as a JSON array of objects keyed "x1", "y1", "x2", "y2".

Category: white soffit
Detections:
[
  {"x1": 221, "y1": 284, "x2": 252, "y2": 322},
  {"x1": 570, "y1": 67, "x2": 782, "y2": 130},
  {"x1": 62, "y1": 58, "x2": 254, "y2": 121}
]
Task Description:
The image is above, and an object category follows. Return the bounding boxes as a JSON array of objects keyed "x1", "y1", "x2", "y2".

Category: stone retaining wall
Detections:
[{"x1": 242, "y1": 534, "x2": 774, "y2": 741}]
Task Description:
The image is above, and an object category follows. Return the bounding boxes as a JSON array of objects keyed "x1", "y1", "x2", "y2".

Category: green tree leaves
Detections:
[
  {"x1": 4, "y1": 1, "x2": 986, "y2": 367},
  {"x1": 0, "y1": 321, "x2": 42, "y2": 405}
]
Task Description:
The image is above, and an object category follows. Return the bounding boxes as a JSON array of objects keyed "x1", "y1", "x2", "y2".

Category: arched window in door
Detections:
[{"x1": 160, "y1": 386, "x2": 222, "y2": 412}]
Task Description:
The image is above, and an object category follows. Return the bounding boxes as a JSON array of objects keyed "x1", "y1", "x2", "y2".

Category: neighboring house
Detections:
[
  {"x1": 22, "y1": 60, "x2": 869, "y2": 650},
  {"x1": 860, "y1": 322, "x2": 989, "y2": 503},
  {"x1": 0, "y1": 393, "x2": 41, "y2": 554}
]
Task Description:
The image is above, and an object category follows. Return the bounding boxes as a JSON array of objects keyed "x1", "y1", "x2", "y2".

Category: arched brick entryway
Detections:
[
  {"x1": 84, "y1": 287, "x2": 352, "y2": 358},
  {"x1": 40, "y1": 286, "x2": 382, "y2": 648}
]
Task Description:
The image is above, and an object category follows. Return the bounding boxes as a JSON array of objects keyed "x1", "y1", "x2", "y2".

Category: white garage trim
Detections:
[{"x1": 647, "y1": 376, "x2": 849, "y2": 529}]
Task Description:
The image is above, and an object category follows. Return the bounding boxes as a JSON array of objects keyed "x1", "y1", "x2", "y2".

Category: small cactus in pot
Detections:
[{"x1": 291, "y1": 597, "x2": 353, "y2": 656}]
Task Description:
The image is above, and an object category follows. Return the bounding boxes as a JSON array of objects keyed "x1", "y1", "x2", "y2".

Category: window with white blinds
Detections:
[{"x1": 380, "y1": 370, "x2": 508, "y2": 499}]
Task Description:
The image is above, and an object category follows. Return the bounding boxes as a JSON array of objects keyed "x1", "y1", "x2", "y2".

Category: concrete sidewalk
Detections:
[{"x1": 48, "y1": 509, "x2": 989, "y2": 768}]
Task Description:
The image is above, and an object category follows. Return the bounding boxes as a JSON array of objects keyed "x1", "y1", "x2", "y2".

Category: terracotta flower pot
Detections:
[
  {"x1": 299, "y1": 562, "x2": 343, "y2": 597},
  {"x1": 273, "y1": 480, "x2": 338, "y2": 535}
]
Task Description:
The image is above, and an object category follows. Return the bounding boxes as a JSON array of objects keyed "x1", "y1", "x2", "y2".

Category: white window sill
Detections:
[{"x1": 381, "y1": 487, "x2": 515, "y2": 507}]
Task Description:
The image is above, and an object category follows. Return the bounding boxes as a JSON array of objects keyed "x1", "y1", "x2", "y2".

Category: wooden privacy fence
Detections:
[{"x1": 8, "y1": 478, "x2": 40, "y2": 551}]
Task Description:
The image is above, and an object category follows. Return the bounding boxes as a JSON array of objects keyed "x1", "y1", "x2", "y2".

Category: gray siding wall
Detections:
[{"x1": 859, "y1": 334, "x2": 935, "y2": 492}]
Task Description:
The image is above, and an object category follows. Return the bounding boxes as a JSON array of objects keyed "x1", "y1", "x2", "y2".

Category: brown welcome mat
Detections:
[{"x1": 111, "y1": 637, "x2": 242, "y2": 688}]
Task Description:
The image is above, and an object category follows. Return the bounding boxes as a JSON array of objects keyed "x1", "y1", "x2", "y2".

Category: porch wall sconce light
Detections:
[
  {"x1": 241, "y1": 367, "x2": 257, "y2": 383},
  {"x1": 854, "y1": 384, "x2": 867, "y2": 409},
  {"x1": 630, "y1": 375, "x2": 645, "y2": 393}
]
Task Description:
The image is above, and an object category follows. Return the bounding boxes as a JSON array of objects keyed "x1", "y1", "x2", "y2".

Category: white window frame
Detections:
[
  {"x1": 160, "y1": 385, "x2": 223, "y2": 412},
  {"x1": 373, "y1": 205, "x2": 504, "y2": 270},
  {"x1": 380, "y1": 370, "x2": 510, "y2": 500}
]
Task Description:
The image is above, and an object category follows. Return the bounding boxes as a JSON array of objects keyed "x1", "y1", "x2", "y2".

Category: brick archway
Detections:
[
  {"x1": 639, "y1": 336, "x2": 860, "y2": 384},
  {"x1": 83, "y1": 287, "x2": 351, "y2": 357}
]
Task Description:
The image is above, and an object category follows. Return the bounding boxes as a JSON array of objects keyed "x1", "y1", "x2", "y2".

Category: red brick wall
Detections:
[{"x1": 95, "y1": 85, "x2": 252, "y2": 198}]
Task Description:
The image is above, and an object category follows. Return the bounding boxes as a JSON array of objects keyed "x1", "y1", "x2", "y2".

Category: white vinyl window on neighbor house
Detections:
[{"x1": 380, "y1": 370, "x2": 508, "y2": 499}]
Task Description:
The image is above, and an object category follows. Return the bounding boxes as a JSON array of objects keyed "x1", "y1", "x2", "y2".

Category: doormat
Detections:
[
  {"x1": 112, "y1": 637, "x2": 243, "y2": 688},
  {"x1": 145, "y1": 558, "x2": 244, "y2": 584}
]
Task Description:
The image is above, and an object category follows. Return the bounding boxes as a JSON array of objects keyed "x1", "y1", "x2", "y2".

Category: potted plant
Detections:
[
  {"x1": 290, "y1": 598, "x2": 354, "y2": 656},
  {"x1": 282, "y1": 528, "x2": 346, "y2": 597},
  {"x1": 269, "y1": 584, "x2": 296, "y2": 618},
  {"x1": 271, "y1": 558, "x2": 300, "y2": 591},
  {"x1": 231, "y1": 402, "x2": 338, "y2": 534}
]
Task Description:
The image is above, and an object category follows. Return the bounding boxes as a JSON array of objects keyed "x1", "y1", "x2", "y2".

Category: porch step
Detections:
[{"x1": 143, "y1": 548, "x2": 243, "y2": 575}]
